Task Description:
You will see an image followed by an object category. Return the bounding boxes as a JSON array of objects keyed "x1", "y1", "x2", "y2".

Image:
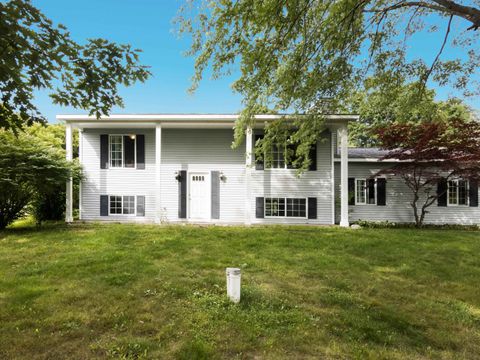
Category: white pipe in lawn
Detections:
[{"x1": 226, "y1": 268, "x2": 241, "y2": 303}]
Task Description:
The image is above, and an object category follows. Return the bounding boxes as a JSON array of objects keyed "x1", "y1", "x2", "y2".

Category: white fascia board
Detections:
[{"x1": 56, "y1": 113, "x2": 359, "y2": 123}]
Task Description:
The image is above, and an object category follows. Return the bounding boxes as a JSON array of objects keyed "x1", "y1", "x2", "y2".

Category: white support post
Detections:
[
  {"x1": 78, "y1": 128, "x2": 83, "y2": 220},
  {"x1": 65, "y1": 123, "x2": 73, "y2": 223},
  {"x1": 331, "y1": 130, "x2": 335, "y2": 225},
  {"x1": 339, "y1": 125, "x2": 349, "y2": 227},
  {"x1": 155, "y1": 124, "x2": 162, "y2": 224},
  {"x1": 245, "y1": 127, "x2": 253, "y2": 225}
]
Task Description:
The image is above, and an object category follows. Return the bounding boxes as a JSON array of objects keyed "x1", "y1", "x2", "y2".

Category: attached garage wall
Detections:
[{"x1": 334, "y1": 162, "x2": 480, "y2": 225}]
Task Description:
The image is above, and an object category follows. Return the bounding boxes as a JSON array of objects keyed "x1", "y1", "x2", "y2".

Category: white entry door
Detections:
[{"x1": 189, "y1": 173, "x2": 210, "y2": 220}]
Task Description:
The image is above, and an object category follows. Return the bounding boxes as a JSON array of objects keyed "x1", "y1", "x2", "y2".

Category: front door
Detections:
[{"x1": 189, "y1": 172, "x2": 210, "y2": 220}]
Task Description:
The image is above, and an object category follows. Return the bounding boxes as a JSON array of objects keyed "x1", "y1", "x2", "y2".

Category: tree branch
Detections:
[
  {"x1": 417, "y1": 14, "x2": 452, "y2": 95},
  {"x1": 365, "y1": 1, "x2": 448, "y2": 15},
  {"x1": 366, "y1": 0, "x2": 480, "y2": 30},
  {"x1": 432, "y1": 0, "x2": 480, "y2": 30}
]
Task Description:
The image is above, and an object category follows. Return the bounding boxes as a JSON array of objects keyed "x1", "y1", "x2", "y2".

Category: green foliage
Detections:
[
  {"x1": 30, "y1": 191, "x2": 65, "y2": 224},
  {"x1": 1, "y1": 223, "x2": 480, "y2": 358},
  {"x1": 178, "y1": 0, "x2": 480, "y2": 168},
  {"x1": 0, "y1": 129, "x2": 80, "y2": 229},
  {"x1": 344, "y1": 81, "x2": 474, "y2": 147},
  {"x1": 354, "y1": 219, "x2": 480, "y2": 230},
  {"x1": 0, "y1": 0, "x2": 150, "y2": 133},
  {"x1": 25, "y1": 123, "x2": 80, "y2": 224}
]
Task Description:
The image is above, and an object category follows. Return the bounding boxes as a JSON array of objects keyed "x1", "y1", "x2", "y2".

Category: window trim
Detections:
[
  {"x1": 447, "y1": 179, "x2": 469, "y2": 207},
  {"x1": 108, "y1": 195, "x2": 137, "y2": 216},
  {"x1": 354, "y1": 178, "x2": 378, "y2": 206},
  {"x1": 264, "y1": 197, "x2": 308, "y2": 219},
  {"x1": 109, "y1": 134, "x2": 137, "y2": 169}
]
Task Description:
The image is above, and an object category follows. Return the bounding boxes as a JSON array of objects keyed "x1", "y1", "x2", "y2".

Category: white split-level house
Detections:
[{"x1": 60, "y1": 114, "x2": 479, "y2": 227}]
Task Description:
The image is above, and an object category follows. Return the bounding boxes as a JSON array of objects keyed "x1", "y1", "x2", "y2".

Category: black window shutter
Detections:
[
  {"x1": 136, "y1": 134, "x2": 145, "y2": 169},
  {"x1": 309, "y1": 143, "x2": 317, "y2": 171},
  {"x1": 256, "y1": 197, "x2": 264, "y2": 218},
  {"x1": 136, "y1": 195, "x2": 145, "y2": 216},
  {"x1": 308, "y1": 197, "x2": 317, "y2": 219},
  {"x1": 367, "y1": 178, "x2": 376, "y2": 204},
  {"x1": 469, "y1": 179, "x2": 478, "y2": 207},
  {"x1": 178, "y1": 170, "x2": 187, "y2": 218},
  {"x1": 348, "y1": 178, "x2": 355, "y2": 205},
  {"x1": 100, "y1": 195, "x2": 109, "y2": 216},
  {"x1": 437, "y1": 178, "x2": 447, "y2": 207},
  {"x1": 377, "y1": 178, "x2": 386, "y2": 206},
  {"x1": 254, "y1": 134, "x2": 264, "y2": 170},
  {"x1": 124, "y1": 135, "x2": 135, "y2": 168},
  {"x1": 211, "y1": 171, "x2": 220, "y2": 219},
  {"x1": 286, "y1": 143, "x2": 295, "y2": 169},
  {"x1": 100, "y1": 134, "x2": 109, "y2": 169}
]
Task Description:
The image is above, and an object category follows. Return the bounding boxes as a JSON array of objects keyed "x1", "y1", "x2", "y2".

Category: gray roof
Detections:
[
  {"x1": 334, "y1": 147, "x2": 389, "y2": 159},
  {"x1": 348, "y1": 147, "x2": 389, "y2": 159}
]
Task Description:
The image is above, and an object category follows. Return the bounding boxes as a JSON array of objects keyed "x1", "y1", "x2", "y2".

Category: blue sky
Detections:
[{"x1": 33, "y1": 0, "x2": 478, "y2": 123}]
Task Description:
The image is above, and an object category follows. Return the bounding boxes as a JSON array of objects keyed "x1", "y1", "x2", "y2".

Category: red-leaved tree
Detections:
[{"x1": 375, "y1": 118, "x2": 480, "y2": 226}]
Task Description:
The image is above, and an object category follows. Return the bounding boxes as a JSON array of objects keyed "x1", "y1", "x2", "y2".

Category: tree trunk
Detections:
[{"x1": 411, "y1": 191, "x2": 422, "y2": 227}]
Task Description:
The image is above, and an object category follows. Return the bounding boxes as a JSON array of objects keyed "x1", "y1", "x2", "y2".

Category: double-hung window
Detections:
[
  {"x1": 271, "y1": 145, "x2": 286, "y2": 169},
  {"x1": 109, "y1": 195, "x2": 136, "y2": 215},
  {"x1": 254, "y1": 134, "x2": 317, "y2": 171},
  {"x1": 355, "y1": 179, "x2": 376, "y2": 205},
  {"x1": 265, "y1": 197, "x2": 307, "y2": 218},
  {"x1": 109, "y1": 135, "x2": 136, "y2": 168},
  {"x1": 110, "y1": 135, "x2": 123, "y2": 168},
  {"x1": 448, "y1": 179, "x2": 468, "y2": 206}
]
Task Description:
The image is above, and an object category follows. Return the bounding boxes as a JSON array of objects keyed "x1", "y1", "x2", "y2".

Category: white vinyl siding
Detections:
[
  {"x1": 81, "y1": 128, "x2": 154, "y2": 222},
  {"x1": 80, "y1": 127, "x2": 333, "y2": 224},
  {"x1": 160, "y1": 129, "x2": 246, "y2": 223},
  {"x1": 251, "y1": 130, "x2": 333, "y2": 225},
  {"x1": 335, "y1": 163, "x2": 480, "y2": 225}
]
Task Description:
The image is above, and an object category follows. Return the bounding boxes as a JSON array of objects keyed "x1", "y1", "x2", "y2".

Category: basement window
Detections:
[
  {"x1": 265, "y1": 197, "x2": 307, "y2": 218},
  {"x1": 109, "y1": 195, "x2": 136, "y2": 215}
]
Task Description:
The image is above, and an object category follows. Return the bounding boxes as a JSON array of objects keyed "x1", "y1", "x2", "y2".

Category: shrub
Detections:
[{"x1": 0, "y1": 130, "x2": 80, "y2": 229}]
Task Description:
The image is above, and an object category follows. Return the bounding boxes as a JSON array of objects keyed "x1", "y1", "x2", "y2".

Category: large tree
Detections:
[
  {"x1": 375, "y1": 118, "x2": 480, "y2": 226},
  {"x1": 178, "y1": 0, "x2": 480, "y2": 168},
  {"x1": 0, "y1": 0, "x2": 150, "y2": 132}
]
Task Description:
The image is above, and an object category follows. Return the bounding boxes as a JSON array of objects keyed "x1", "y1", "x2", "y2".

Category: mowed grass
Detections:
[{"x1": 0, "y1": 222, "x2": 479, "y2": 359}]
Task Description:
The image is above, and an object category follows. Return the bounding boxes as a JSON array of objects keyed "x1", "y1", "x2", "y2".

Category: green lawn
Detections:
[{"x1": 0, "y1": 222, "x2": 479, "y2": 359}]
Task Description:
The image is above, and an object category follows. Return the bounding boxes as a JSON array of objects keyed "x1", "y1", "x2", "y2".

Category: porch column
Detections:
[
  {"x1": 155, "y1": 123, "x2": 162, "y2": 223},
  {"x1": 339, "y1": 125, "x2": 349, "y2": 227},
  {"x1": 78, "y1": 129, "x2": 83, "y2": 220},
  {"x1": 245, "y1": 126, "x2": 253, "y2": 225},
  {"x1": 65, "y1": 123, "x2": 73, "y2": 223}
]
